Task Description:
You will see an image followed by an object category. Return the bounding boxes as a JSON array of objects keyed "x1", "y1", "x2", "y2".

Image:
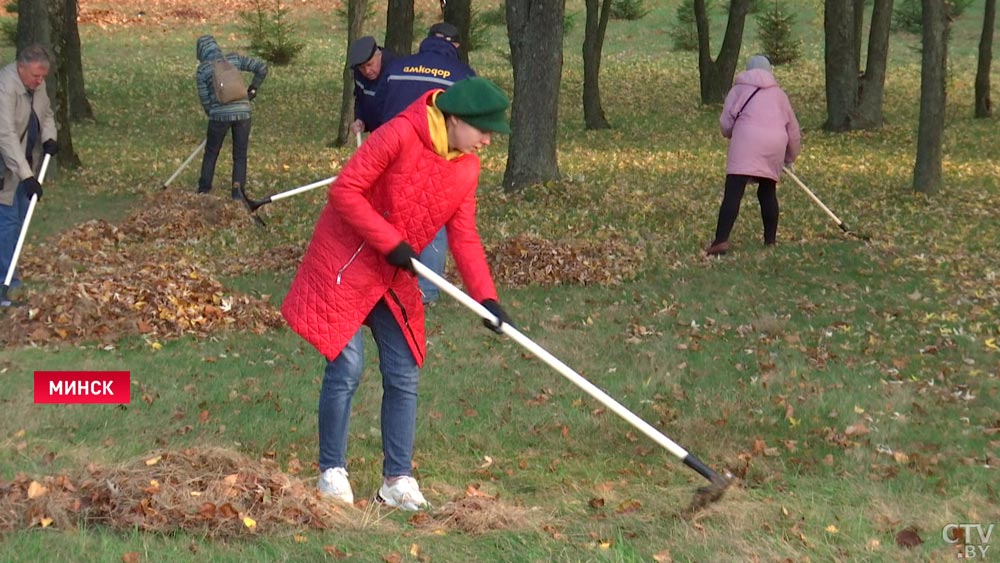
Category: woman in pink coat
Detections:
[{"x1": 707, "y1": 55, "x2": 801, "y2": 255}]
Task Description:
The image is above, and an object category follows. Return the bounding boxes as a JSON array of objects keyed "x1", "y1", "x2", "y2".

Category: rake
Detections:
[
  {"x1": 237, "y1": 176, "x2": 337, "y2": 226},
  {"x1": 2, "y1": 154, "x2": 52, "y2": 307},
  {"x1": 783, "y1": 166, "x2": 871, "y2": 241},
  {"x1": 411, "y1": 259, "x2": 733, "y2": 514},
  {"x1": 161, "y1": 140, "x2": 207, "y2": 189}
]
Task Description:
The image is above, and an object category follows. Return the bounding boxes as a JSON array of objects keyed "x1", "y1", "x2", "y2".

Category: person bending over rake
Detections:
[
  {"x1": 282, "y1": 77, "x2": 513, "y2": 511},
  {"x1": 706, "y1": 55, "x2": 801, "y2": 256}
]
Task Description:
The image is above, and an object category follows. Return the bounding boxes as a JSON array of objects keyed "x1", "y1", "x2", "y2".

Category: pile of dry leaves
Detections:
[
  {"x1": 1, "y1": 190, "x2": 646, "y2": 346},
  {"x1": 0, "y1": 448, "x2": 354, "y2": 536},
  {"x1": 487, "y1": 234, "x2": 645, "y2": 288},
  {"x1": 0, "y1": 191, "x2": 282, "y2": 346},
  {"x1": 0, "y1": 448, "x2": 539, "y2": 537}
]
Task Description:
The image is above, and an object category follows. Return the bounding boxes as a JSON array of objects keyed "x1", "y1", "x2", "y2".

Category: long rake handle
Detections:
[
  {"x1": 269, "y1": 175, "x2": 337, "y2": 203},
  {"x1": 3, "y1": 154, "x2": 51, "y2": 289},
  {"x1": 411, "y1": 259, "x2": 724, "y2": 484},
  {"x1": 162, "y1": 139, "x2": 207, "y2": 188},
  {"x1": 782, "y1": 166, "x2": 850, "y2": 232}
]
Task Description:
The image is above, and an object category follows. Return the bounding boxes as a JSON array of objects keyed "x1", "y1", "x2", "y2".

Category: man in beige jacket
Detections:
[{"x1": 0, "y1": 44, "x2": 58, "y2": 294}]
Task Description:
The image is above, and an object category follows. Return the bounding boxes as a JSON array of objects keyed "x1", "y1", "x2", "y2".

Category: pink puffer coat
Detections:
[
  {"x1": 720, "y1": 68, "x2": 801, "y2": 181},
  {"x1": 282, "y1": 90, "x2": 498, "y2": 365}
]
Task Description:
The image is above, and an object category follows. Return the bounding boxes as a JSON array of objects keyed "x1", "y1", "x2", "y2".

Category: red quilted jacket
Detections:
[{"x1": 282, "y1": 90, "x2": 499, "y2": 364}]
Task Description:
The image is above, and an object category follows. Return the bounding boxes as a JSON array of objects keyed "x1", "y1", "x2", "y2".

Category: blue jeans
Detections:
[
  {"x1": 318, "y1": 300, "x2": 420, "y2": 477},
  {"x1": 0, "y1": 180, "x2": 29, "y2": 287},
  {"x1": 198, "y1": 118, "x2": 251, "y2": 192},
  {"x1": 418, "y1": 228, "x2": 447, "y2": 303}
]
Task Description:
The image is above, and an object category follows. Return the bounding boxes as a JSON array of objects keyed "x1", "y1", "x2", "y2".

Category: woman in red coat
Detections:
[{"x1": 282, "y1": 77, "x2": 512, "y2": 511}]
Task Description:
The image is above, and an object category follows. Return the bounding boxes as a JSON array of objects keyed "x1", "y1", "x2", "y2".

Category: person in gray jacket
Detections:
[
  {"x1": 194, "y1": 35, "x2": 268, "y2": 199},
  {"x1": 0, "y1": 44, "x2": 57, "y2": 294}
]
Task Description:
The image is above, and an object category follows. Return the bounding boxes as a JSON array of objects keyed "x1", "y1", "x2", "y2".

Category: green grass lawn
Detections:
[{"x1": 1, "y1": 1, "x2": 998, "y2": 561}]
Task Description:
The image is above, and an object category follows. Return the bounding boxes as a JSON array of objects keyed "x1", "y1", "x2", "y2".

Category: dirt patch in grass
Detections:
[
  {"x1": 77, "y1": 0, "x2": 324, "y2": 26},
  {"x1": 487, "y1": 234, "x2": 646, "y2": 288},
  {"x1": 415, "y1": 483, "x2": 544, "y2": 534}
]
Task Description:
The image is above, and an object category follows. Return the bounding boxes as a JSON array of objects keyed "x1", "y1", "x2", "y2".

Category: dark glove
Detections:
[
  {"x1": 247, "y1": 87, "x2": 257, "y2": 101},
  {"x1": 480, "y1": 299, "x2": 511, "y2": 334},
  {"x1": 20, "y1": 177, "x2": 42, "y2": 200},
  {"x1": 387, "y1": 241, "x2": 418, "y2": 273},
  {"x1": 42, "y1": 139, "x2": 59, "y2": 155}
]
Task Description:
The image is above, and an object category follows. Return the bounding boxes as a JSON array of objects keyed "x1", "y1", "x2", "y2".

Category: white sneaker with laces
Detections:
[
  {"x1": 318, "y1": 467, "x2": 354, "y2": 504},
  {"x1": 376, "y1": 476, "x2": 429, "y2": 511}
]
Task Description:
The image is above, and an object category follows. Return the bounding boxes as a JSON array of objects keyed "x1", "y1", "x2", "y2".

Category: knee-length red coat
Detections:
[{"x1": 282, "y1": 90, "x2": 499, "y2": 365}]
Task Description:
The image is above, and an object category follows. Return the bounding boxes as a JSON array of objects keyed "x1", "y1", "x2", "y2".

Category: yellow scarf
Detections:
[{"x1": 427, "y1": 91, "x2": 462, "y2": 160}]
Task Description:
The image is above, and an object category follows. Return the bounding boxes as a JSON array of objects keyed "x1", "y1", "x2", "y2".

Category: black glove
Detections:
[
  {"x1": 20, "y1": 177, "x2": 42, "y2": 200},
  {"x1": 480, "y1": 299, "x2": 511, "y2": 334},
  {"x1": 247, "y1": 86, "x2": 257, "y2": 101},
  {"x1": 42, "y1": 139, "x2": 59, "y2": 155},
  {"x1": 387, "y1": 241, "x2": 418, "y2": 273}
]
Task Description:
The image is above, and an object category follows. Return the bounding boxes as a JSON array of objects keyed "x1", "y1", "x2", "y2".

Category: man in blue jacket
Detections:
[
  {"x1": 378, "y1": 22, "x2": 476, "y2": 303},
  {"x1": 347, "y1": 36, "x2": 395, "y2": 134}
]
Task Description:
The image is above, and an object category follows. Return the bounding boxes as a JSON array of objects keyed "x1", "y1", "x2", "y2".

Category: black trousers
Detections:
[
  {"x1": 712, "y1": 174, "x2": 779, "y2": 246},
  {"x1": 198, "y1": 118, "x2": 252, "y2": 192}
]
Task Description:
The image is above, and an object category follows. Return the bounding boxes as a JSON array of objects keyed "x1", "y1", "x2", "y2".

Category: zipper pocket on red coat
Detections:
[{"x1": 336, "y1": 242, "x2": 366, "y2": 285}]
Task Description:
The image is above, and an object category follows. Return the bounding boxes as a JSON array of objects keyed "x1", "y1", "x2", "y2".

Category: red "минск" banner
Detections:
[{"x1": 34, "y1": 371, "x2": 131, "y2": 404}]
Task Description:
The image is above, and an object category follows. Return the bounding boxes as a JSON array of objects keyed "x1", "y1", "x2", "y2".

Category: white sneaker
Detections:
[
  {"x1": 318, "y1": 467, "x2": 354, "y2": 504},
  {"x1": 376, "y1": 476, "x2": 429, "y2": 511}
]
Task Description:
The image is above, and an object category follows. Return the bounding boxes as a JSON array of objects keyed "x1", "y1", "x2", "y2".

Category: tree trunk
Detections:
[
  {"x1": 823, "y1": 0, "x2": 859, "y2": 130},
  {"x1": 16, "y1": 0, "x2": 49, "y2": 48},
  {"x1": 64, "y1": 0, "x2": 92, "y2": 121},
  {"x1": 385, "y1": 0, "x2": 414, "y2": 56},
  {"x1": 854, "y1": 0, "x2": 894, "y2": 129},
  {"x1": 45, "y1": 0, "x2": 80, "y2": 168},
  {"x1": 503, "y1": 0, "x2": 564, "y2": 192},
  {"x1": 912, "y1": 0, "x2": 947, "y2": 195},
  {"x1": 336, "y1": 0, "x2": 367, "y2": 147},
  {"x1": 852, "y1": 0, "x2": 864, "y2": 71},
  {"x1": 18, "y1": 0, "x2": 81, "y2": 169},
  {"x1": 582, "y1": 0, "x2": 612, "y2": 129},
  {"x1": 694, "y1": 0, "x2": 752, "y2": 105},
  {"x1": 443, "y1": 0, "x2": 472, "y2": 63},
  {"x1": 974, "y1": 0, "x2": 995, "y2": 118}
]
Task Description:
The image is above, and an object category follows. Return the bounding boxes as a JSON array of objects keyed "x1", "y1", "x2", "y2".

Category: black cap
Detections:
[
  {"x1": 428, "y1": 22, "x2": 460, "y2": 42},
  {"x1": 347, "y1": 36, "x2": 378, "y2": 67}
]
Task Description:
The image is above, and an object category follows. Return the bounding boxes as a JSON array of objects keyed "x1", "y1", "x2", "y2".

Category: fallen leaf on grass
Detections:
[
  {"x1": 845, "y1": 423, "x2": 869, "y2": 436},
  {"x1": 615, "y1": 499, "x2": 642, "y2": 514},
  {"x1": 27, "y1": 481, "x2": 48, "y2": 499},
  {"x1": 323, "y1": 545, "x2": 349, "y2": 559},
  {"x1": 895, "y1": 527, "x2": 923, "y2": 548}
]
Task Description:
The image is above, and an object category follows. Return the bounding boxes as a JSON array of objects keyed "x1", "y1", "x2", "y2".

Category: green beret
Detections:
[{"x1": 436, "y1": 77, "x2": 511, "y2": 134}]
